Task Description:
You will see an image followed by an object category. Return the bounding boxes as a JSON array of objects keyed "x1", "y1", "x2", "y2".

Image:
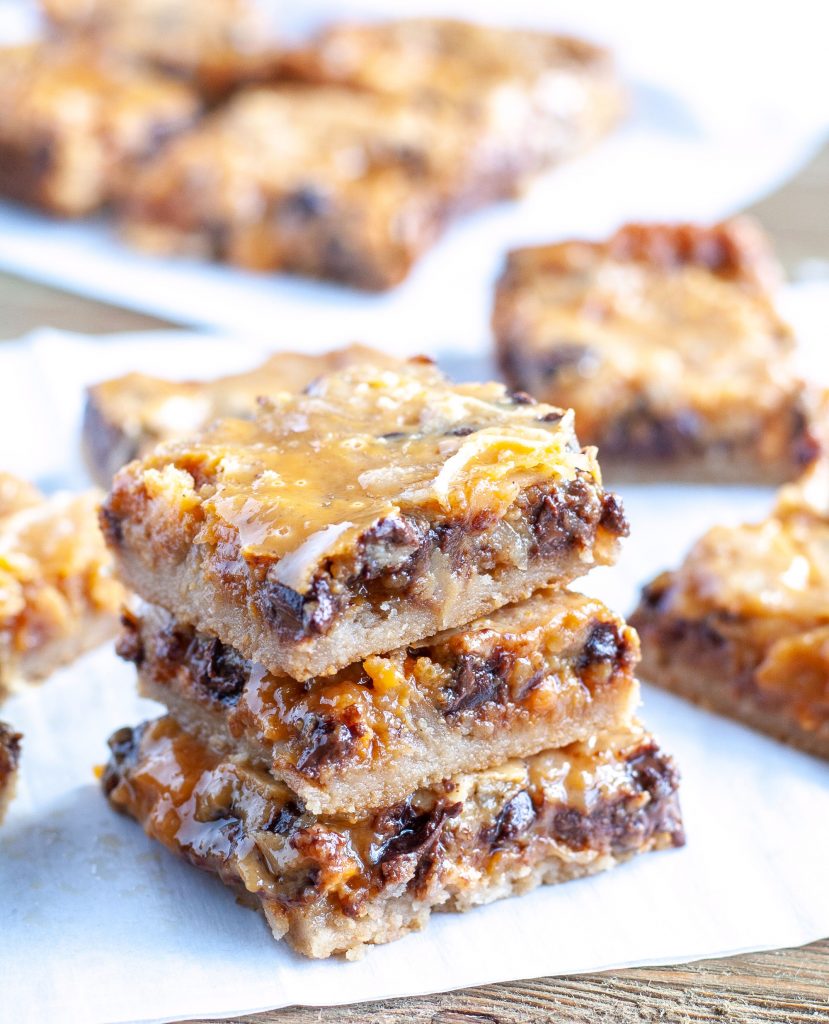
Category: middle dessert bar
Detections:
[
  {"x1": 102, "y1": 362, "x2": 627, "y2": 680},
  {"x1": 120, "y1": 589, "x2": 640, "y2": 814}
]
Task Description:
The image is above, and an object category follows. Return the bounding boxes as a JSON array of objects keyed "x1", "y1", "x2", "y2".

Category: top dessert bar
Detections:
[
  {"x1": 83, "y1": 345, "x2": 402, "y2": 485},
  {"x1": 0, "y1": 481, "x2": 125, "y2": 697},
  {"x1": 0, "y1": 42, "x2": 199, "y2": 216},
  {"x1": 40, "y1": 0, "x2": 281, "y2": 98},
  {"x1": 632, "y1": 459, "x2": 829, "y2": 758},
  {"x1": 101, "y1": 361, "x2": 627, "y2": 680},
  {"x1": 118, "y1": 85, "x2": 478, "y2": 290},
  {"x1": 284, "y1": 17, "x2": 624, "y2": 195},
  {"x1": 493, "y1": 220, "x2": 822, "y2": 483}
]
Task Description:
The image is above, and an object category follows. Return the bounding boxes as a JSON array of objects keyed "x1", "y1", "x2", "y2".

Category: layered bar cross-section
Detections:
[
  {"x1": 101, "y1": 362, "x2": 628, "y2": 679},
  {"x1": 104, "y1": 715, "x2": 684, "y2": 958},
  {"x1": 120, "y1": 589, "x2": 640, "y2": 814}
]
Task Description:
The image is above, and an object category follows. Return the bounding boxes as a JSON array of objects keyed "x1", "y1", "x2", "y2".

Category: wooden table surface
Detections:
[{"x1": 2, "y1": 149, "x2": 828, "y2": 1023}]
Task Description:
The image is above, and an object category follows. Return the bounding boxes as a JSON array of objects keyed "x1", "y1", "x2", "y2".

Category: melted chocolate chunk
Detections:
[
  {"x1": 187, "y1": 635, "x2": 249, "y2": 705},
  {"x1": 579, "y1": 622, "x2": 622, "y2": 668},
  {"x1": 599, "y1": 492, "x2": 629, "y2": 537},
  {"x1": 531, "y1": 477, "x2": 602, "y2": 556},
  {"x1": 356, "y1": 515, "x2": 430, "y2": 584},
  {"x1": 444, "y1": 653, "x2": 508, "y2": 716},
  {"x1": 115, "y1": 611, "x2": 144, "y2": 667},
  {"x1": 296, "y1": 712, "x2": 364, "y2": 776},
  {"x1": 370, "y1": 799, "x2": 462, "y2": 886},
  {"x1": 281, "y1": 186, "x2": 329, "y2": 219},
  {"x1": 489, "y1": 790, "x2": 536, "y2": 846},
  {"x1": 98, "y1": 504, "x2": 124, "y2": 546},
  {"x1": 257, "y1": 577, "x2": 339, "y2": 640}
]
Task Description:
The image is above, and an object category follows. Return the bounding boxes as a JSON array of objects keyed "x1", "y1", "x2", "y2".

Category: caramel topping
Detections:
[{"x1": 129, "y1": 363, "x2": 595, "y2": 587}]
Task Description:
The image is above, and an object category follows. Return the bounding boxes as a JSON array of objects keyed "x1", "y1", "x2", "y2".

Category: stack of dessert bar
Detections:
[{"x1": 100, "y1": 357, "x2": 683, "y2": 958}]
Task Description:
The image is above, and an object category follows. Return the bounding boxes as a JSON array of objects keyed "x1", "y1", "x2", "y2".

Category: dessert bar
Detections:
[
  {"x1": 0, "y1": 42, "x2": 199, "y2": 216},
  {"x1": 40, "y1": 0, "x2": 281, "y2": 98},
  {"x1": 0, "y1": 484, "x2": 125, "y2": 697},
  {"x1": 118, "y1": 85, "x2": 478, "y2": 290},
  {"x1": 0, "y1": 722, "x2": 21, "y2": 824},
  {"x1": 494, "y1": 220, "x2": 821, "y2": 483},
  {"x1": 101, "y1": 362, "x2": 628, "y2": 680},
  {"x1": 104, "y1": 715, "x2": 684, "y2": 958},
  {"x1": 83, "y1": 345, "x2": 401, "y2": 485},
  {"x1": 283, "y1": 18, "x2": 624, "y2": 197},
  {"x1": 120, "y1": 589, "x2": 640, "y2": 814},
  {"x1": 632, "y1": 462, "x2": 829, "y2": 758}
]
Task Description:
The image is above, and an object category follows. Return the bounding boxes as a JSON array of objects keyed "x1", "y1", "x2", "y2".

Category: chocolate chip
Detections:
[
  {"x1": 263, "y1": 801, "x2": 302, "y2": 835},
  {"x1": 444, "y1": 653, "x2": 507, "y2": 716},
  {"x1": 599, "y1": 492, "x2": 629, "y2": 538},
  {"x1": 296, "y1": 713, "x2": 362, "y2": 776},
  {"x1": 445, "y1": 425, "x2": 477, "y2": 437},
  {"x1": 538, "y1": 410, "x2": 564, "y2": 423},
  {"x1": 509, "y1": 390, "x2": 536, "y2": 405},
  {"x1": 188, "y1": 636, "x2": 249, "y2": 705},
  {"x1": 98, "y1": 504, "x2": 124, "y2": 546},
  {"x1": 115, "y1": 611, "x2": 144, "y2": 667},
  {"x1": 257, "y1": 578, "x2": 338, "y2": 640},
  {"x1": 531, "y1": 477, "x2": 602, "y2": 556},
  {"x1": 579, "y1": 622, "x2": 622, "y2": 667},
  {"x1": 380, "y1": 431, "x2": 407, "y2": 440},
  {"x1": 281, "y1": 186, "x2": 329, "y2": 219},
  {"x1": 491, "y1": 790, "x2": 536, "y2": 844},
  {"x1": 370, "y1": 800, "x2": 461, "y2": 872}
]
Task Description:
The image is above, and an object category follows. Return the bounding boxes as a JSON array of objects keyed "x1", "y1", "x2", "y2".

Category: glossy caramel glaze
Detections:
[
  {"x1": 83, "y1": 345, "x2": 405, "y2": 484},
  {"x1": 104, "y1": 361, "x2": 613, "y2": 592},
  {"x1": 104, "y1": 715, "x2": 683, "y2": 956}
]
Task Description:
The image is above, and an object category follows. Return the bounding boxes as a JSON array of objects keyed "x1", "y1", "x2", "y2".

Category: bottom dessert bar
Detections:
[
  {"x1": 0, "y1": 722, "x2": 21, "y2": 823},
  {"x1": 104, "y1": 716, "x2": 684, "y2": 959}
]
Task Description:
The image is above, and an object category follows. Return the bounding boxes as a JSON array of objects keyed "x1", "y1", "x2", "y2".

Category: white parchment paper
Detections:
[
  {"x1": 0, "y1": 0, "x2": 827, "y2": 347},
  {"x1": 2, "y1": 288, "x2": 829, "y2": 1023}
]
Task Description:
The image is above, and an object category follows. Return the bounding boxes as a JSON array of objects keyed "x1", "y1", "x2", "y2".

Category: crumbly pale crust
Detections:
[
  {"x1": 283, "y1": 18, "x2": 624, "y2": 196},
  {"x1": 83, "y1": 345, "x2": 404, "y2": 485},
  {"x1": 494, "y1": 219, "x2": 821, "y2": 484},
  {"x1": 101, "y1": 362, "x2": 627, "y2": 680},
  {"x1": 120, "y1": 589, "x2": 641, "y2": 814},
  {"x1": 118, "y1": 85, "x2": 481, "y2": 290},
  {"x1": 0, "y1": 485, "x2": 125, "y2": 697},
  {"x1": 0, "y1": 722, "x2": 21, "y2": 823},
  {"x1": 41, "y1": 0, "x2": 281, "y2": 97},
  {"x1": 0, "y1": 42, "x2": 199, "y2": 216},
  {"x1": 104, "y1": 715, "x2": 684, "y2": 959},
  {"x1": 632, "y1": 461, "x2": 829, "y2": 757}
]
